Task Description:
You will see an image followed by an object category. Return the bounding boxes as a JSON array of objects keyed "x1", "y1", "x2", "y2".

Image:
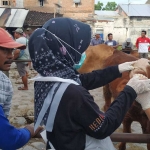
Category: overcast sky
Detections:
[{"x1": 95, "y1": 0, "x2": 147, "y2": 5}]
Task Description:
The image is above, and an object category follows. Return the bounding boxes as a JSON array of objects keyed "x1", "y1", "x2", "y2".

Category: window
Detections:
[
  {"x1": 2, "y1": 0, "x2": 10, "y2": 5},
  {"x1": 73, "y1": 0, "x2": 81, "y2": 7},
  {"x1": 73, "y1": 0, "x2": 81, "y2": 3}
]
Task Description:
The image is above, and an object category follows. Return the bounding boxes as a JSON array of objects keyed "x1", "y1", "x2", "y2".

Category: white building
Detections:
[{"x1": 94, "y1": 4, "x2": 150, "y2": 45}]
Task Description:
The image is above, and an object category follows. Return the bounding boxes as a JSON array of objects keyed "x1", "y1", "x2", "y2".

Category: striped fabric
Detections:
[{"x1": 0, "y1": 71, "x2": 13, "y2": 117}]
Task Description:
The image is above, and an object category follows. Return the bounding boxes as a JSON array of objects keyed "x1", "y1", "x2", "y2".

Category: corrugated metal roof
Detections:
[
  {"x1": 94, "y1": 10, "x2": 119, "y2": 21},
  {"x1": 119, "y1": 4, "x2": 150, "y2": 16},
  {"x1": 95, "y1": 10, "x2": 120, "y2": 17},
  {"x1": 0, "y1": 8, "x2": 29, "y2": 27}
]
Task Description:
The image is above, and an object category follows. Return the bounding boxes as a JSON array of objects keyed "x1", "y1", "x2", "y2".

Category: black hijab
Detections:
[{"x1": 29, "y1": 18, "x2": 91, "y2": 125}]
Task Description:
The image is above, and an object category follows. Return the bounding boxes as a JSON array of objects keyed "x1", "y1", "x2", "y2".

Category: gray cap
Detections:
[
  {"x1": 26, "y1": 28, "x2": 32, "y2": 31},
  {"x1": 95, "y1": 31, "x2": 100, "y2": 35},
  {"x1": 13, "y1": 28, "x2": 23, "y2": 34},
  {"x1": 126, "y1": 38, "x2": 131, "y2": 42}
]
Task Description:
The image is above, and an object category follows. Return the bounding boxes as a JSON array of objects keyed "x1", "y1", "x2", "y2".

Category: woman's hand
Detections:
[{"x1": 118, "y1": 61, "x2": 137, "y2": 73}]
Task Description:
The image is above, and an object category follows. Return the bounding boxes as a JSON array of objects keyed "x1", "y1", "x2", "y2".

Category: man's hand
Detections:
[
  {"x1": 25, "y1": 124, "x2": 44, "y2": 138},
  {"x1": 13, "y1": 49, "x2": 20, "y2": 60}
]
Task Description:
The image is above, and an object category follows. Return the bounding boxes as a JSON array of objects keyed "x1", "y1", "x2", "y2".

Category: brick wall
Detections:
[
  {"x1": 24, "y1": 0, "x2": 37, "y2": 6},
  {"x1": 23, "y1": 0, "x2": 94, "y2": 19}
]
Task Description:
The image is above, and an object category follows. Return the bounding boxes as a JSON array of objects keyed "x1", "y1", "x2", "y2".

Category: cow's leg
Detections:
[
  {"x1": 147, "y1": 143, "x2": 150, "y2": 150},
  {"x1": 118, "y1": 113, "x2": 132, "y2": 150},
  {"x1": 103, "y1": 84, "x2": 112, "y2": 112}
]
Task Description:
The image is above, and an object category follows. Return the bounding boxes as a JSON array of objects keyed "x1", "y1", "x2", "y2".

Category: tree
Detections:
[
  {"x1": 95, "y1": 1, "x2": 103, "y2": 10},
  {"x1": 102, "y1": 2, "x2": 117, "y2": 11}
]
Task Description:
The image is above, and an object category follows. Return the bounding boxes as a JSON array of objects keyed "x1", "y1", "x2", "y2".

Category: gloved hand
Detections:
[
  {"x1": 127, "y1": 74, "x2": 150, "y2": 94},
  {"x1": 118, "y1": 61, "x2": 137, "y2": 73},
  {"x1": 136, "y1": 91, "x2": 150, "y2": 110}
]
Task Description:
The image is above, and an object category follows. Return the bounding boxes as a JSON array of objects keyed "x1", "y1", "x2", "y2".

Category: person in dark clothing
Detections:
[
  {"x1": 122, "y1": 38, "x2": 134, "y2": 54},
  {"x1": 90, "y1": 32, "x2": 104, "y2": 46},
  {"x1": 105, "y1": 33, "x2": 119, "y2": 49},
  {"x1": 29, "y1": 18, "x2": 150, "y2": 150}
]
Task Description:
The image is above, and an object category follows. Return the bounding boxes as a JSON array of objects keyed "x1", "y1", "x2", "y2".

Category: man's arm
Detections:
[
  {"x1": 79, "y1": 65, "x2": 122, "y2": 90},
  {"x1": 0, "y1": 106, "x2": 30, "y2": 150},
  {"x1": 90, "y1": 39, "x2": 94, "y2": 46},
  {"x1": 13, "y1": 49, "x2": 20, "y2": 60},
  {"x1": 113, "y1": 41, "x2": 119, "y2": 49},
  {"x1": 74, "y1": 85, "x2": 136, "y2": 139}
]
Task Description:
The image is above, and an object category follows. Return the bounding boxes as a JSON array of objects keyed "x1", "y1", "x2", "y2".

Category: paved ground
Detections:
[{"x1": 7, "y1": 63, "x2": 147, "y2": 150}]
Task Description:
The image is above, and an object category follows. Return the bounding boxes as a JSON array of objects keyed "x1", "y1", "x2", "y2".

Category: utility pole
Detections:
[
  {"x1": 127, "y1": 0, "x2": 130, "y2": 40},
  {"x1": 128, "y1": 0, "x2": 129, "y2": 16}
]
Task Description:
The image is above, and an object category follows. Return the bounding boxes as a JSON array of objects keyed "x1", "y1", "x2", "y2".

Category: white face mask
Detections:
[{"x1": 42, "y1": 27, "x2": 86, "y2": 70}]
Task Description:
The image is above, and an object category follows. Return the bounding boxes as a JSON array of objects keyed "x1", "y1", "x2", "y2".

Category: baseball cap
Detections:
[
  {"x1": 126, "y1": 38, "x2": 131, "y2": 42},
  {"x1": 26, "y1": 28, "x2": 32, "y2": 31},
  {"x1": 13, "y1": 28, "x2": 24, "y2": 34},
  {"x1": 0, "y1": 28, "x2": 26, "y2": 49}
]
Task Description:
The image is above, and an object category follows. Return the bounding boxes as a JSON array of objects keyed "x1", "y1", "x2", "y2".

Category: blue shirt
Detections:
[
  {"x1": 0, "y1": 105, "x2": 30, "y2": 150},
  {"x1": 90, "y1": 38, "x2": 104, "y2": 46},
  {"x1": 105, "y1": 40, "x2": 118, "y2": 46}
]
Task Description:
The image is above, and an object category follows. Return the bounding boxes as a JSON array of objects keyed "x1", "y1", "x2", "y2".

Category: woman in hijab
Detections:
[{"x1": 29, "y1": 18, "x2": 150, "y2": 150}]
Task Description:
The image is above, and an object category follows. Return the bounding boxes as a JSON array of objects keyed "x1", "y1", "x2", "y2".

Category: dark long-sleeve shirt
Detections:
[
  {"x1": 47, "y1": 66, "x2": 137, "y2": 150},
  {"x1": 0, "y1": 105, "x2": 30, "y2": 150}
]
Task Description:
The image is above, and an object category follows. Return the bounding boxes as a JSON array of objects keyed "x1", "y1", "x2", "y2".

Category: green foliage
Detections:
[
  {"x1": 102, "y1": 2, "x2": 117, "y2": 11},
  {"x1": 117, "y1": 45, "x2": 122, "y2": 51},
  {"x1": 94, "y1": 1, "x2": 103, "y2": 10}
]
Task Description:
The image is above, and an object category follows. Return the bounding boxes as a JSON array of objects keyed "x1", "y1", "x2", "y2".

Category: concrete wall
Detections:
[{"x1": 93, "y1": 16, "x2": 150, "y2": 47}]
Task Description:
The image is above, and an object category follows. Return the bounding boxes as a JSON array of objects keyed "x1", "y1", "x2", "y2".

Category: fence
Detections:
[{"x1": 111, "y1": 133, "x2": 150, "y2": 143}]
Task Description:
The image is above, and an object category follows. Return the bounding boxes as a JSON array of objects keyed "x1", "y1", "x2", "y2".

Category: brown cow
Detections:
[
  {"x1": 78, "y1": 44, "x2": 114, "y2": 73},
  {"x1": 103, "y1": 50, "x2": 150, "y2": 150}
]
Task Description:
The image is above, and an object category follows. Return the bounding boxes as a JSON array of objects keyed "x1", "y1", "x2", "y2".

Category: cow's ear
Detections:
[{"x1": 146, "y1": 65, "x2": 150, "y2": 79}]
